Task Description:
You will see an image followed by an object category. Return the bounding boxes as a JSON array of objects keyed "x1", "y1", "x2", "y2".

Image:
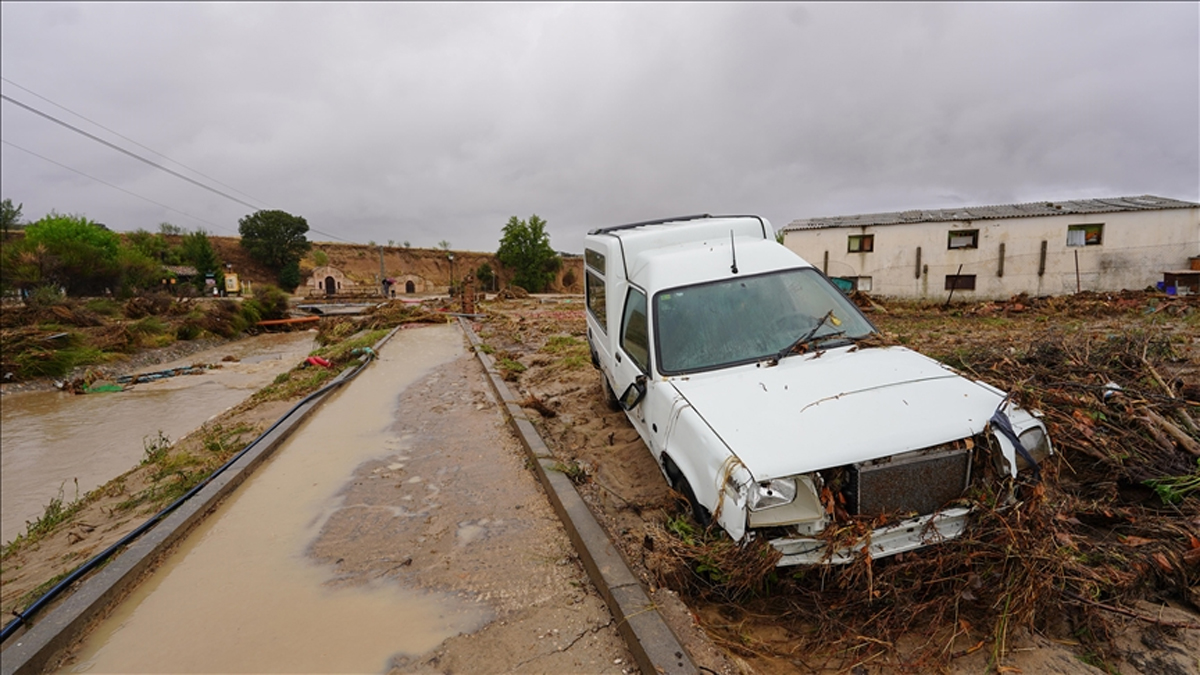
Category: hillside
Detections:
[{"x1": 206, "y1": 237, "x2": 583, "y2": 296}]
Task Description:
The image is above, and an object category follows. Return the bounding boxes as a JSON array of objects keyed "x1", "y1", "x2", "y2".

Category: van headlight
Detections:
[
  {"x1": 747, "y1": 479, "x2": 797, "y2": 511},
  {"x1": 1017, "y1": 426, "x2": 1051, "y2": 470}
]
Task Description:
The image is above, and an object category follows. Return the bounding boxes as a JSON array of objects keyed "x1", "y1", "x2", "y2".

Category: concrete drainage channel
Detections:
[
  {"x1": 458, "y1": 317, "x2": 697, "y2": 675},
  {"x1": 0, "y1": 320, "x2": 697, "y2": 675}
]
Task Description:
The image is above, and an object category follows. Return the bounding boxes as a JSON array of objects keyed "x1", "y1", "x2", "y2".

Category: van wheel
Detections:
[
  {"x1": 662, "y1": 459, "x2": 712, "y2": 528},
  {"x1": 675, "y1": 475, "x2": 713, "y2": 528},
  {"x1": 602, "y1": 374, "x2": 621, "y2": 411}
]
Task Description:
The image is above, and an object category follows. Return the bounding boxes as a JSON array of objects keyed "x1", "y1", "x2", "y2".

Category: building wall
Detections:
[{"x1": 783, "y1": 208, "x2": 1200, "y2": 299}]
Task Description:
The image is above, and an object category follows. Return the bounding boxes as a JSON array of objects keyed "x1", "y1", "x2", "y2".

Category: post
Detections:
[
  {"x1": 448, "y1": 253, "x2": 455, "y2": 296},
  {"x1": 1038, "y1": 240, "x2": 1047, "y2": 277},
  {"x1": 379, "y1": 246, "x2": 386, "y2": 298},
  {"x1": 944, "y1": 263, "x2": 964, "y2": 309},
  {"x1": 1074, "y1": 249, "x2": 1081, "y2": 293},
  {"x1": 914, "y1": 246, "x2": 922, "y2": 279},
  {"x1": 823, "y1": 250, "x2": 829, "y2": 276},
  {"x1": 997, "y1": 242, "x2": 1005, "y2": 278}
]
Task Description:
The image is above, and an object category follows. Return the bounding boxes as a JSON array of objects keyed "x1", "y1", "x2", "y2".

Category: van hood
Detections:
[{"x1": 668, "y1": 346, "x2": 1002, "y2": 481}]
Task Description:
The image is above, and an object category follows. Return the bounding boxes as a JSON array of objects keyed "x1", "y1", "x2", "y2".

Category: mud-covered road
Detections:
[{"x1": 54, "y1": 324, "x2": 635, "y2": 673}]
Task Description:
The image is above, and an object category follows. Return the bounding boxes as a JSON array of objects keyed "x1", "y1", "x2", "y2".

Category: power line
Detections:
[
  {"x1": 2, "y1": 91, "x2": 353, "y2": 244},
  {"x1": 2, "y1": 93, "x2": 265, "y2": 211},
  {"x1": 1, "y1": 76, "x2": 271, "y2": 208},
  {"x1": 2, "y1": 139, "x2": 237, "y2": 234}
]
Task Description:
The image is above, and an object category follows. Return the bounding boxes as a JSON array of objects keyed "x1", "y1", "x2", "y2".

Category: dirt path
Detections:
[
  {"x1": 311, "y1": 351, "x2": 634, "y2": 673},
  {"x1": 44, "y1": 326, "x2": 634, "y2": 673}
]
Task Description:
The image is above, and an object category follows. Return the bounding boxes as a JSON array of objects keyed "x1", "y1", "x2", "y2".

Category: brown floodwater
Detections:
[
  {"x1": 1, "y1": 332, "x2": 316, "y2": 544},
  {"x1": 64, "y1": 324, "x2": 488, "y2": 674}
]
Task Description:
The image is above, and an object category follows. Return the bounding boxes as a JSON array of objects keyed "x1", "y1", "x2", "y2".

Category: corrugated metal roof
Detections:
[{"x1": 782, "y1": 195, "x2": 1200, "y2": 231}]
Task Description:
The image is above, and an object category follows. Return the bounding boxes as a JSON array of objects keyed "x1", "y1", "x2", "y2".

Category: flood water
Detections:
[
  {"x1": 64, "y1": 324, "x2": 487, "y2": 674},
  {"x1": 1, "y1": 332, "x2": 316, "y2": 544}
]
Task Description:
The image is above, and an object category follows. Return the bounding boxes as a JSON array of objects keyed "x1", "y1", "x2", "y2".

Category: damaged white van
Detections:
[{"x1": 584, "y1": 214, "x2": 1051, "y2": 566}]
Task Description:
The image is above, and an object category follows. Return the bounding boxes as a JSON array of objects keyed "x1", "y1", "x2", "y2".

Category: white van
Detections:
[{"x1": 584, "y1": 214, "x2": 1051, "y2": 565}]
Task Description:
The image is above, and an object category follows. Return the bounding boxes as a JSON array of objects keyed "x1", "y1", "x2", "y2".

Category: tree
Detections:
[
  {"x1": 1, "y1": 198, "x2": 23, "y2": 237},
  {"x1": 438, "y1": 240, "x2": 451, "y2": 251},
  {"x1": 476, "y1": 262, "x2": 496, "y2": 292},
  {"x1": 180, "y1": 229, "x2": 220, "y2": 277},
  {"x1": 159, "y1": 221, "x2": 183, "y2": 236},
  {"x1": 238, "y1": 209, "x2": 311, "y2": 284},
  {"x1": 22, "y1": 212, "x2": 122, "y2": 294},
  {"x1": 497, "y1": 214, "x2": 561, "y2": 293}
]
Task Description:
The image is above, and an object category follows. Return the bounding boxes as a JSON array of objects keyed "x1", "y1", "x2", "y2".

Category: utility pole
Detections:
[{"x1": 379, "y1": 245, "x2": 386, "y2": 298}]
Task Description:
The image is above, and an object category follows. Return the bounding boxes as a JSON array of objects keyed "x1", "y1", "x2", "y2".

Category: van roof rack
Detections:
[
  {"x1": 587, "y1": 213, "x2": 768, "y2": 238},
  {"x1": 587, "y1": 214, "x2": 713, "y2": 235}
]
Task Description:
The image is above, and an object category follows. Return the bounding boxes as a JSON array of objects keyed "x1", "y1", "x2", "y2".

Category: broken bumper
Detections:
[{"x1": 769, "y1": 507, "x2": 972, "y2": 566}]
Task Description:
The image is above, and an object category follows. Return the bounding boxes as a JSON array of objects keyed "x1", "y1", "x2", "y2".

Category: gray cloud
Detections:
[{"x1": 2, "y1": 2, "x2": 1196, "y2": 253}]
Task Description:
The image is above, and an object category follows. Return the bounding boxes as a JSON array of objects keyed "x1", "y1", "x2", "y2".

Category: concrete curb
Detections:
[
  {"x1": 0, "y1": 326, "x2": 405, "y2": 675},
  {"x1": 457, "y1": 317, "x2": 697, "y2": 675}
]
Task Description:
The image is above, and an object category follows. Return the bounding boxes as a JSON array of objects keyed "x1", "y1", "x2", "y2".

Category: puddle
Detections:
[
  {"x1": 1, "y1": 332, "x2": 316, "y2": 544},
  {"x1": 65, "y1": 324, "x2": 487, "y2": 674}
]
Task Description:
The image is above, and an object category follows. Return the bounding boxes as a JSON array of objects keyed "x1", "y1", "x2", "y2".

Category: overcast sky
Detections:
[{"x1": 2, "y1": 2, "x2": 1197, "y2": 253}]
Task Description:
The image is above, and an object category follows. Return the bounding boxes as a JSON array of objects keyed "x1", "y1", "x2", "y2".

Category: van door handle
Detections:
[{"x1": 616, "y1": 353, "x2": 622, "y2": 363}]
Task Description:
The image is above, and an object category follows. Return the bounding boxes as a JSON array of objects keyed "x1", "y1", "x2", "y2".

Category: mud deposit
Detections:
[
  {"x1": 57, "y1": 324, "x2": 630, "y2": 673},
  {"x1": 308, "y1": 350, "x2": 632, "y2": 674}
]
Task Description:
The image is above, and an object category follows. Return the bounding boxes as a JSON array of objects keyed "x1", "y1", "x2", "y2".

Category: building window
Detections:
[
  {"x1": 944, "y1": 274, "x2": 976, "y2": 291},
  {"x1": 848, "y1": 234, "x2": 874, "y2": 253},
  {"x1": 1067, "y1": 223, "x2": 1103, "y2": 247},
  {"x1": 832, "y1": 276, "x2": 872, "y2": 293},
  {"x1": 947, "y1": 229, "x2": 979, "y2": 249}
]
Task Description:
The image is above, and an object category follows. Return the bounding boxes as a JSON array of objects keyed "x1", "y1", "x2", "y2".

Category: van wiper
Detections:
[{"x1": 769, "y1": 310, "x2": 845, "y2": 364}]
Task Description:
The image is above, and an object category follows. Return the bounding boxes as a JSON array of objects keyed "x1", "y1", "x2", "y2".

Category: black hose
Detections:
[{"x1": 0, "y1": 353, "x2": 376, "y2": 643}]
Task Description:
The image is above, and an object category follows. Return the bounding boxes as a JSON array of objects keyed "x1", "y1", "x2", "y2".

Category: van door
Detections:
[{"x1": 614, "y1": 287, "x2": 651, "y2": 431}]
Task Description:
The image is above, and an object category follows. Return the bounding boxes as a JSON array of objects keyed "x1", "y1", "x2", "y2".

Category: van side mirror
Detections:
[{"x1": 619, "y1": 377, "x2": 646, "y2": 411}]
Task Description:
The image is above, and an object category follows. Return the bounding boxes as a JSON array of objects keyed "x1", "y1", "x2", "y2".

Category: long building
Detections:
[{"x1": 780, "y1": 195, "x2": 1200, "y2": 300}]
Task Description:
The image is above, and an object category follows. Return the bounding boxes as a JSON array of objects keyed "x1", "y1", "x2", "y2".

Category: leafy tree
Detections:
[
  {"x1": 22, "y1": 212, "x2": 122, "y2": 294},
  {"x1": 159, "y1": 222, "x2": 183, "y2": 236},
  {"x1": 437, "y1": 240, "x2": 452, "y2": 251},
  {"x1": 181, "y1": 229, "x2": 220, "y2": 275},
  {"x1": 278, "y1": 259, "x2": 301, "y2": 291},
  {"x1": 476, "y1": 262, "x2": 496, "y2": 292},
  {"x1": 1, "y1": 198, "x2": 23, "y2": 237},
  {"x1": 238, "y1": 209, "x2": 311, "y2": 284},
  {"x1": 312, "y1": 249, "x2": 329, "y2": 266},
  {"x1": 497, "y1": 214, "x2": 561, "y2": 293},
  {"x1": 127, "y1": 228, "x2": 171, "y2": 262}
]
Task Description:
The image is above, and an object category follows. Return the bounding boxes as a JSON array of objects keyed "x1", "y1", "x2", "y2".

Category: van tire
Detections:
[
  {"x1": 676, "y1": 475, "x2": 713, "y2": 528},
  {"x1": 664, "y1": 457, "x2": 712, "y2": 528},
  {"x1": 602, "y1": 374, "x2": 621, "y2": 411}
]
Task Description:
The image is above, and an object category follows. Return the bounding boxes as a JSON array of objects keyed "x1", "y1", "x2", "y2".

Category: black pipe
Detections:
[{"x1": 0, "y1": 353, "x2": 376, "y2": 643}]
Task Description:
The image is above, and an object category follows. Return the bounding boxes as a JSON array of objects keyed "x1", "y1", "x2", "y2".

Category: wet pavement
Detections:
[{"x1": 58, "y1": 324, "x2": 631, "y2": 674}]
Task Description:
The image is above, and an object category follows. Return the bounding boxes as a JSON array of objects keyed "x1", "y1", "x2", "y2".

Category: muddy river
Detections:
[
  {"x1": 63, "y1": 324, "x2": 489, "y2": 674},
  {"x1": 1, "y1": 332, "x2": 316, "y2": 544}
]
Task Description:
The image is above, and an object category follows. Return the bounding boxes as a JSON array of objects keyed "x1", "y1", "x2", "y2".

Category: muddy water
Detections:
[
  {"x1": 65, "y1": 324, "x2": 488, "y2": 674},
  {"x1": 0, "y1": 332, "x2": 316, "y2": 544}
]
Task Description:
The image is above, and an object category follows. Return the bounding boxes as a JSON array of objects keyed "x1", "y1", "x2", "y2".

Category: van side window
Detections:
[
  {"x1": 620, "y1": 288, "x2": 650, "y2": 373},
  {"x1": 585, "y1": 270, "x2": 607, "y2": 332}
]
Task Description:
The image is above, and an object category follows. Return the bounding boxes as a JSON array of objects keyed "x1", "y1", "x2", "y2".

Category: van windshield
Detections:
[{"x1": 653, "y1": 268, "x2": 875, "y2": 375}]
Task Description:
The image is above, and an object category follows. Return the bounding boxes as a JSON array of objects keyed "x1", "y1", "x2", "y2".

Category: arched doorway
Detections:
[
  {"x1": 325, "y1": 276, "x2": 336, "y2": 296},
  {"x1": 405, "y1": 280, "x2": 415, "y2": 294}
]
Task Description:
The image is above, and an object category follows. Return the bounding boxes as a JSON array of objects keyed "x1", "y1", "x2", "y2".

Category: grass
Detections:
[
  {"x1": 2, "y1": 481, "x2": 86, "y2": 557},
  {"x1": 541, "y1": 334, "x2": 591, "y2": 370}
]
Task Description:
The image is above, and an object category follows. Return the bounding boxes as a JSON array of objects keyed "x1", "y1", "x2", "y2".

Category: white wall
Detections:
[{"x1": 783, "y1": 208, "x2": 1200, "y2": 299}]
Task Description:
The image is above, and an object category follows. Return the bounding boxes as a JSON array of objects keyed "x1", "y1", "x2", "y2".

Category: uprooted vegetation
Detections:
[
  {"x1": 0, "y1": 289, "x2": 298, "y2": 381},
  {"x1": 476, "y1": 291, "x2": 1199, "y2": 673}
]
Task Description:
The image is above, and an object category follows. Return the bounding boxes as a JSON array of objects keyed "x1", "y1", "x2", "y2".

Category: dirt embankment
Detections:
[
  {"x1": 203, "y1": 236, "x2": 584, "y2": 295},
  {"x1": 475, "y1": 291, "x2": 1200, "y2": 674}
]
